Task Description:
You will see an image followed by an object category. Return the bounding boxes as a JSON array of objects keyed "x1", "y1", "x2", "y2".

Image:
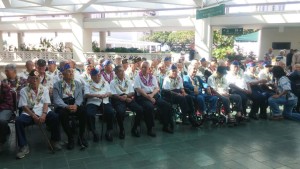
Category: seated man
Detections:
[
  {"x1": 15, "y1": 70, "x2": 61, "y2": 159},
  {"x1": 18, "y1": 60, "x2": 34, "y2": 80},
  {"x1": 101, "y1": 60, "x2": 115, "y2": 84},
  {"x1": 134, "y1": 61, "x2": 173, "y2": 135},
  {"x1": 53, "y1": 63, "x2": 87, "y2": 150},
  {"x1": 162, "y1": 64, "x2": 201, "y2": 127},
  {"x1": 288, "y1": 64, "x2": 300, "y2": 112},
  {"x1": 110, "y1": 66, "x2": 144, "y2": 138},
  {"x1": 36, "y1": 59, "x2": 54, "y2": 95},
  {"x1": 0, "y1": 81, "x2": 14, "y2": 149},
  {"x1": 207, "y1": 66, "x2": 243, "y2": 123},
  {"x1": 84, "y1": 68, "x2": 115, "y2": 142},
  {"x1": 183, "y1": 65, "x2": 218, "y2": 118},
  {"x1": 46, "y1": 60, "x2": 59, "y2": 77}
]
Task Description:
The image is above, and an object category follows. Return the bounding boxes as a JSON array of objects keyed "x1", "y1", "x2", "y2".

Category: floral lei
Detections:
[
  {"x1": 170, "y1": 76, "x2": 181, "y2": 88},
  {"x1": 27, "y1": 85, "x2": 44, "y2": 107},
  {"x1": 116, "y1": 77, "x2": 129, "y2": 92},
  {"x1": 62, "y1": 80, "x2": 75, "y2": 97},
  {"x1": 139, "y1": 71, "x2": 153, "y2": 86},
  {"x1": 101, "y1": 70, "x2": 114, "y2": 83},
  {"x1": 41, "y1": 74, "x2": 51, "y2": 86},
  {"x1": 90, "y1": 80, "x2": 105, "y2": 92}
]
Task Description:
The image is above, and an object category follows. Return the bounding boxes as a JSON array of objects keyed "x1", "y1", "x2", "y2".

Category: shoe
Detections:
[
  {"x1": 78, "y1": 137, "x2": 88, "y2": 148},
  {"x1": 119, "y1": 129, "x2": 125, "y2": 140},
  {"x1": 105, "y1": 131, "x2": 113, "y2": 142},
  {"x1": 248, "y1": 114, "x2": 259, "y2": 120},
  {"x1": 131, "y1": 127, "x2": 140, "y2": 137},
  {"x1": 51, "y1": 141, "x2": 62, "y2": 151},
  {"x1": 147, "y1": 128, "x2": 156, "y2": 137},
  {"x1": 162, "y1": 127, "x2": 174, "y2": 134},
  {"x1": 16, "y1": 145, "x2": 29, "y2": 159},
  {"x1": 67, "y1": 138, "x2": 75, "y2": 150},
  {"x1": 93, "y1": 133, "x2": 100, "y2": 143}
]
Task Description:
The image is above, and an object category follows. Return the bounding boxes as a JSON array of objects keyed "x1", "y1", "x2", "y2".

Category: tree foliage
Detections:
[
  {"x1": 143, "y1": 31, "x2": 195, "y2": 52},
  {"x1": 212, "y1": 29, "x2": 258, "y2": 59}
]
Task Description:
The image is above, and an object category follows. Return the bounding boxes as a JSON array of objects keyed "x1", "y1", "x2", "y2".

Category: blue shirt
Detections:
[{"x1": 183, "y1": 75, "x2": 206, "y2": 95}]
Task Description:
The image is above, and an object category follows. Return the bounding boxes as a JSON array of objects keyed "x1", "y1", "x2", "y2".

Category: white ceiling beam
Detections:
[
  {"x1": 98, "y1": 0, "x2": 195, "y2": 7},
  {"x1": 75, "y1": 0, "x2": 98, "y2": 12},
  {"x1": 19, "y1": 0, "x2": 45, "y2": 5},
  {"x1": 2, "y1": 0, "x2": 12, "y2": 8}
]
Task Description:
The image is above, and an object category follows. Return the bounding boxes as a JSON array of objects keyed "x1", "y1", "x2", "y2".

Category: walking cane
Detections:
[{"x1": 38, "y1": 123, "x2": 55, "y2": 153}]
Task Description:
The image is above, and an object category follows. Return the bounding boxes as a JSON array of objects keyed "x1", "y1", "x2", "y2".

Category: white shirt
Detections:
[
  {"x1": 53, "y1": 70, "x2": 83, "y2": 85},
  {"x1": 207, "y1": 74, "x2": 229, "y2": 95},
  {"x1": 84, "y1": 79, "x2": 110, "y2": 105},
  {"x1": 258, "y1": 70, "x2": 273, "y2": 83},
  {"x1": 80, "y1": 72, "x2": 92, "y2": 87},
  {"x1": 18, "y1": 70, "x2": 30, "y2": 80},
  {"x1": 46, "y1": 69, "x2": 59, "y2": 77},
  {"x1": 19, "y1": 85, "x2": 51, "y2": 116},
  {"x1": 125, "y1": 69, "x2": 138, "y2": 81},
  {"x1": 134, "y1": 73, "x2": 158, "y2": 96},
  {"x1": 226, "y1": 71, "x2": 248, "y2": 90},
  {"x1": 40, "y1": 73, "x2": 54, "y2": 89},
  {"x1": 244, "y1": 71, "x2": 259, "y2": 83},
  {"x1": 110, "y1": 77, "x2": 134, "y2": 95},
  {"x1": 162, "y1": 76, "x2": 183, "y2": 90}
]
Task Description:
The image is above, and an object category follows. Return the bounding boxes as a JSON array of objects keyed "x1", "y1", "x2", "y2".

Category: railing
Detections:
[
  {"x1": 84, "y1": 52, "x2": 172, "y2": 60},
  {"x1": 0, "y1": 52, "x2": 73, "y2": 62}
]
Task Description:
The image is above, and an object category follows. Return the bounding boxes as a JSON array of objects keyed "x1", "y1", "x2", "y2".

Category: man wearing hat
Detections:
[
  {"x1": 84, "y1": 68, "x2": 115, "y2": 142},
  {"x1": 36, "y1": 59, "x2": 54, "y2": 90},
  {"x1": 258, "y1": 61, "x2": 273, "y2": 83},
  {"x1": 226, "y1": 60, "x2": 250, "y2": 118},
  {"x1": 46, "y1": 59, "x2": 59, "y2": 77},
  {"x1": 134, "y1": 61, "x2": 173, "y2": 135},
  {"x1": 15, "y1": 69, "x2": 61, "y2": 159},
  {"x1": 110, "y1": 65, "x2": 144, "y2": 139},
  {"x1": 101, "y1": 60, "x2": 115, "y2": 84},
  {"x1": 80, "y1": 60, "x2": 94, "y2": 86},
  {"x1": 163, "y1": 64, "x2": 201, "y2": 127},
  {"x1": 184, "y1": 64, "x2": 218, "y2": 120},
  {"x1": 53, "y1": 63, "x2": 87, "y2": 149},
  {"x1": 163, "y1": 57, "x2": 172, "y2": 70},
  {"x1": 244, "y1": 62, "x2": 269, "y2": 119},
  {"x1": 208, "y1": 66, "x2": 243, "y2": 123}
]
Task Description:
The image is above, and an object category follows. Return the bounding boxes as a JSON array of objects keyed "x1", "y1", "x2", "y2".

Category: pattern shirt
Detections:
[
  {"x1": 134, "y1": 73, "x2": 158, "y2": 96},
  {"x1": 110, "y1": 77, "x2": 134, "y2": 95},
  {"x1": 277, "y1": 76, "x2": 297, "y2": 100},
  {"x1": 226, "y1": 71, "x2": 248, "y2": 90},
  {"x1": 207, "y1": 73, "x2": 229, "y2": 95},
  {"x1": 162, "y1": 76, "x2": 183, "y2": 90},
  {"x1": 19, "y1": 85, "x2": 51, "y2": 116}
]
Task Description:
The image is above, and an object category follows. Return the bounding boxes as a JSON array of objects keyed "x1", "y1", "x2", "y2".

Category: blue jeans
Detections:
[
  {"x1": 268, "y1": 96, "x2": 298, "y2": 118},
  {"x1": 195, "y1": 94, "x2": 218, "y2": 113}
]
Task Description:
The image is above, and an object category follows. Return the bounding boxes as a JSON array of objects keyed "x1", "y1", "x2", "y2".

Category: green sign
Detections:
[
  {"x1": 196, "y1": 4, "x2": 225, "y2": 19},
  {"x1": 222, "y1": 28, "x2": 243, "y2": 35}
]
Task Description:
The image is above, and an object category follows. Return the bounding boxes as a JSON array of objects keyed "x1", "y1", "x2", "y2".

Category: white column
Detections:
[
  {"x1": 71, "y1": 13, "x2": 92, "y2": 62},
  {"x1": 257, "y1": 29, "x2": 264, "y2": 61},
  {"x1": 194, "y1": 18, "x2": 212, "y2": 60},
  {"x1": 17, "y1": 32, "x2": 25, "y2": 51},
  {"x1": 0, "y1": 31, "x2": 3, "y2": 52},
  {"x1": 99, "y1": 31, "x2": 106, "y2": 51}
]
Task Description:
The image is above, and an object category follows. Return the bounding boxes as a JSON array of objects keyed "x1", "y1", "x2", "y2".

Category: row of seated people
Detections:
[{"x1": 0, "y1": 58, "x2": 299, "y2": 160}]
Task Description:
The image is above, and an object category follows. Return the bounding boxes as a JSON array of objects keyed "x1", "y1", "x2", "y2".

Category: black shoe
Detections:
[
  {"x1": 119, "y1": 129, "x2": 125, "y2": 140},
  {"x1": 67, "y1": 138, "x2": 74, "y2": 150},
  {"x1": 93, "y1": 133, "x2": 100, "y2": 143},
  {"x1": 105, "y1": 131, "x2": 113, "y2": 142},
  {"x1": 78, "y1": 137, "x2": 88, "y2": 148},
  {"x1": 147, "y1": 129, "x2": 156, "y2": 137},
  {"x1": 249, "y1": 114, "x2": 259, "y2": 120},
  {"x1": 131, "y1": 127, "x2": 140, "y2": 137},
  {"x1": 162, "y1": 127, "x2": 174, "y2": 134}
]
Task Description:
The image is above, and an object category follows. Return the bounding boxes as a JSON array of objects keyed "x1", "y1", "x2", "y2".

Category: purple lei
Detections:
[
  {"x1": 101, "y1": 70, "x2": 114, "y2": 83},
  {"x1": 139, "y1": 71, "x2": 153, "y2": 86}
]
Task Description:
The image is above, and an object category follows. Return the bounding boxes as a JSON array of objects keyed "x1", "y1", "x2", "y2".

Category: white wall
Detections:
[{"x1": 259, "y1": 27, "x2": 300, "y2": 60}]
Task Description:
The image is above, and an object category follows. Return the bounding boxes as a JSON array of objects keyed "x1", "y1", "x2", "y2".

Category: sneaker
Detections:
[
  {"x1": 51, "y1": 141, "x2": 62, "y2": 151},
  {"x1": 16, "y1": 145, "x2": 29, "y2": 159}
]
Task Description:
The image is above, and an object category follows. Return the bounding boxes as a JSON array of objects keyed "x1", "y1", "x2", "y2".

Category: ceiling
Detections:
[{"x1": 0, "y1": 0, "x2": 299, "y2": 16}]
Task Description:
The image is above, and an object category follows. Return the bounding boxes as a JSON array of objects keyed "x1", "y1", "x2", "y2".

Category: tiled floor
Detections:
[{"x1": 1, "y1": 117, "x2": 300, "y2": 169}]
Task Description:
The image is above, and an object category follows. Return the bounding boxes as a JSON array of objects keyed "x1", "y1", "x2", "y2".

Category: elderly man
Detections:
[
  {"x1": 1, "y1": 64, "x2": 27, "y2": 99},
  {"x1": 110, "y1": 66, "x2": 144, "y2": 138},
  {"x1": 15, "y1": 69, "x2": 61, "y2": 159},
  {"x1": 0, "y1": 80, "x2": 14, "y2": 149},
  {"x1": 36, "y1": 59, "x2": 54, "y2": 94},
  {"x1": 80, "y1": 61, "x2": 94, "y2": 86},
  {"x1": 114, "y1": 55, "x2": 122, "y2": 67},
  {"x1": 184, "y1": 64, "x2": 218, "y2": 120},
  {"x1": 208, "y1": 66, "x2": 243, "y2": 123},
  {"x1": 53, "y1": 63, "x2": 87, "y2": 150},
  {"x1": 126, "y1": 58, "x2": 139, "y2": 81},
  {"x1": 101, "y1": 60, "x2": 115, "y2": 84},
  {"x1": 162, "y1": 64, "x2": 201, "y2": 127},
  {"x1": 84, "y1": 68, "x2": 115, "y2": 142},
  {"x1": 134, "y1": 61, "x2": 173, "y2": 135},
  {"x1": 46, "y1": 59, "x2": 59, "y2": 77},
  {"x1": 19, "y1": 60, "x2": 34, "y2": 79},
  {"x1": 122, "y1": 59, "x2": 129, "y2": 71}
]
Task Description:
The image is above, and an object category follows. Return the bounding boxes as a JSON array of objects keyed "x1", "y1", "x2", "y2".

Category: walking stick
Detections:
[{"x1": 38, "y1": 123, "x2": 55, "y2": 153}]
